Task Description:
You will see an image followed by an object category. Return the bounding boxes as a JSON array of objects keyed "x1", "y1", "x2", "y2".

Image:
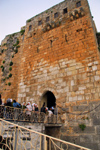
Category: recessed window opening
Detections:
[
  {"x1": 63, "y1": 8, "x2": 68, "y2": 14},
  {"x1": 29, "y1": 25, "x2": 32, "y2": 31},
  {"x1": 46, "y1": 16, "x2": 50, "y2": 22},
  {"x1": 38, "y1": 20, "x2": 42, "y2": 26},
  {"x1": 76, "y1": 28, "x2": 82, "y2": 32},
  {"x1": 34, "y1": 33, "x2": 36, "y2": 35},
  {"x1": 50, "y1": 40, "x2": 53, "y2": 47},
  {"x1": 65, "y1": 34, "x2": 68, "y2": 42},
  {"x1": 37, "y1": 47, "x2": 39, "y2": 53},
  {"x1": 54, "y1": 12, "x2": 58, "y2": 18},
  {"x1": 76, "y1": 1, "x2": 81, "y2": 7}
]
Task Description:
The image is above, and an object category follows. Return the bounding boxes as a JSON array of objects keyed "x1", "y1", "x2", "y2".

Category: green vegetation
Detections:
[
  {"x1": 3, "y1": 43, "x2": 7, "y2": 46},
  {"x1": 9, "y1": 61, "x2": 13, "y2": 66},
  {"x1": 9, "y1": 67, "x2": 12, "y2": 71},
  {"x1": 1, "y1": 65, "x2": 3, "y2": 68},
  {"x1": 12, "y1": 55, "x2": 14, "y2": 58},
  {"x1": 2, "y1": 78, "x2": 6, "y2": 81},
  {"x1": 59, "y1": 21, "x2": 61, "y2": 25},
  {"x1": 16, "y1": 45, "x2": 20, "y2": 48},
  {"x1": 15, "y1": 49, "x2": 18, "y2": 54},
  {"x1": 9, "y1": 73, "x2": 12, "y2": 78},
  {"x1": 20, "y1": 29, "x2": 25, "y2": 35},
  {"x1": 79, "y1": 124, "x2": 86, "y2": 131},
  {"x1": 8, "y1": 82, "x2": 11, "y2": 86},
  {"x1": 2, "y1": 67, "x2": 4, "y2": 72},
  {"x1": 27, "y1": 19, "x2": 31, "y2": 22},
  {"x1": 13, "y1": 39, "x2": 19, "y2": 47},
  {"x1": 3, "y1": 60, "x2": 5, "y2": 64}
]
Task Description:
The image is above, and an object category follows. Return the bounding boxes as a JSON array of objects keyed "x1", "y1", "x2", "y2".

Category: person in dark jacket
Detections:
[
  {"x1": 41, "y1": 102, "x2": 46, "y2": 113},
  {"x1": 13, "y1": 100, "x2": 21, "y2": 108}
]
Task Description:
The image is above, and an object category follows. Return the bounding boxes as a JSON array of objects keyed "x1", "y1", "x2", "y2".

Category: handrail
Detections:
[
  {"x1": 0, "y1": 118, "x2": 91, "y2": 150},
  {"x1": 0, "y1": 105, "x2": 60, "y2": 124}
]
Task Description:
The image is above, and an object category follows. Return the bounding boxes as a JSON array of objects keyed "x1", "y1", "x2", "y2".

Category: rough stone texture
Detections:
[{"x1": 0, "y1": 0, "x2": 100, "y2": 149}]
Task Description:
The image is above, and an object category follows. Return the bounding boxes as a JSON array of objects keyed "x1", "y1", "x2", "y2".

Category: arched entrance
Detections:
[{"x1": 40, "y1": 91, "x2": 56, "y2": 109}]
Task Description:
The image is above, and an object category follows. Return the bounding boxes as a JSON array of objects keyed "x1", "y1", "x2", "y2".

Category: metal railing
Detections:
[
  {"x1": 0, "y1": 105, "x2": 60, "y2": 124},
  {"x1": 0, "y1": 118, "x2": 91, "y2": 150}
]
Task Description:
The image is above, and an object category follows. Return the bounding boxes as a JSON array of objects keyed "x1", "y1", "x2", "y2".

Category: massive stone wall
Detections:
[
  {"x1": 0, "y1": 0, "x2": 100, "y2": 149},
  {"x1": 17, "y1": 0, "x2": 100, "y2": 109},
  {"x1": 0, "y1": 0, "x2": 100, "y2": 107}
]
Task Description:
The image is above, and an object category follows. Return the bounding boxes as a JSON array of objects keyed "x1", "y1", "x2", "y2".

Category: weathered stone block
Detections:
[{"x1": 80, "y1": 135, "x2": 93, "y2": 143}]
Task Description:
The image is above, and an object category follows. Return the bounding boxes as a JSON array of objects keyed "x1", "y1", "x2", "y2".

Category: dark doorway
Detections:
[{"x1": 41, "y1": 91, "x2": 56, "y2": 109}]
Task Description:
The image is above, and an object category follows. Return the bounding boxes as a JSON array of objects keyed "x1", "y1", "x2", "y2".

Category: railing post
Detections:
[
  {"x1": 49, "y1": 138, "x2": 51, "y2": 150},
  {"x1": 14, "y1": 126, "x2": 18, "y2": 150},
  {"x1": 44, "y1": 136, "x2": 47, "y2": 150},
  {"x1": 0, "y1": 120, "x2": 3, "y2": 135},
  {"x1": 40, "y1": 135, "x2": 41, "y2": 150}
]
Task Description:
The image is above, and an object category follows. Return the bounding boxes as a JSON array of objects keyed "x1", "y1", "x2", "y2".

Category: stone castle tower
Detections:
[
  {"x1": 0, "y1": 0, "x2": 99, "y2": 108},
  {"x1": 1, "y1": 0, "x2": 100, "y2": 149}
]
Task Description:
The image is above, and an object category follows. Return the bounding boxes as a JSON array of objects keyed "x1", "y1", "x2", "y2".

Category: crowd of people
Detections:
[{"x1": 0, "y1": 94, "x2": 57, "y2": 117}]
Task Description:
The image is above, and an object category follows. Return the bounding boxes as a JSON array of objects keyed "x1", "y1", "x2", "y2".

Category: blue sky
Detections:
[{"x1": 0, "y1": 0, "x2": 100, "y2": 44}]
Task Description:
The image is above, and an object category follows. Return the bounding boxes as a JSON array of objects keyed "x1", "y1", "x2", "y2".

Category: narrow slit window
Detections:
[
  {"x1": 29, "y1": 25, "x2": 32, "y2": 31},
  {"x1": 50, "y1": 40, "x2": 53, "y2": 47},
  {"x1": 54, "y1": 12, "x2": 58, "y2": 18},
  {"x1": 46, "y1": 16, "x2": 50, "y2": 22},
  {"x1": 38, "y1": 20, "x2": 42, "y2": 26},
  {"x1": 37, "y1": 47, "x2": 39, "y2": 53},
  {"x1": 63, "y1": 8, "x2": 68, "y2": 14},
  {"x1": 76, "y1": 1, "x2": 81, "y2": 7}
]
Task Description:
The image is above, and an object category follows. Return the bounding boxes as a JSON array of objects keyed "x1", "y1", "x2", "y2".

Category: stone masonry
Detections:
[{"x1": 0, "y1": 0, "x2": 100, "y2": 149}]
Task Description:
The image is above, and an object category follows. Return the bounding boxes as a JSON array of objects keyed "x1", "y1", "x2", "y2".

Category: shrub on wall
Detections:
[
  {"x1": 9, "y1": 67, "x2": 12, "y2": 71},
  {"x1": 79, "y1": 124, "x2": 86, "y2": 131},
  {"x1": 16, "y1": 45, "x2": 20, "y2": 48},
  {"x1": 1, "y1": 65, "x2": 3, "y2": 68},
  {"x1": 27, "y1": 19, "x2": 31, "y2": 22},
  {"x1": 3, "y1": 60, "x2": 5, "y2": 64},
  {"x1": 2, "y1": 67, "x2": 4, "y2": 72},
  {"x1": 9, "y1": 73, "x2": 12, "y2": 78},
  {"x1": 9, "y1": 61, "x2": 13, "y2": 66},
  {"x1": 8, "y1": 82, "x2": 11, "y2": 86},
  {"x1": 20, "y1": 29, "x2": 25, "y2": 35},
  {"x1": 14, "y1": 49, "x2": 18, "y2": 54},
  {"x1": 3, "y1": 43, "x2": 7, "y2": 46}
]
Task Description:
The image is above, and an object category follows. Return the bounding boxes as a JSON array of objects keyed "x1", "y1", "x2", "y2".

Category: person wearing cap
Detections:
[
  {"x1": 34, "y1": 104, "x2": 39, "y2": 111},
  {"x1": 26, "y1": 102, "x2": 32, "y2": 115}
]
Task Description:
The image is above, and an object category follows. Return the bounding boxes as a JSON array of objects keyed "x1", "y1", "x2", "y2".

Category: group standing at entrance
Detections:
[{"x1": 0, "y1": 95, "x2": 57, "y2": 116}]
